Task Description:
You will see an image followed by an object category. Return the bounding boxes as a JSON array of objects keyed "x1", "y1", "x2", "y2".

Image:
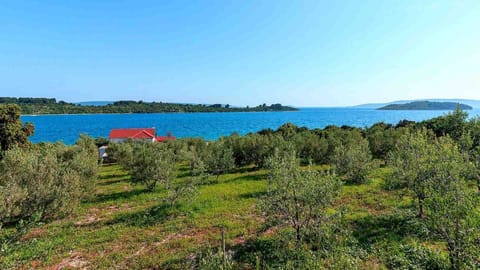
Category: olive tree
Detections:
[
  {"x1": 205, "y1": 140, "x2": 235, "y2": 182},
  {"x1": 423, "y1": 138, "x2": 480, "y2": 269},
  {"x1": 388, "y1": 129, "x2": 435, "y2": 217},
  {"x1": 332, "y1": 137, "x2": 373, "y2": 184},
  {"x1": 129, "y1": 142, "x2": 176, "y2": 191},
  {"x1": 0, "y1": 146, "x2": 83, "y2": 225},
  {"x1": 261, "y1": 147, "x2": 342, "y2": 242},
  {"x1": 108, "y1": 141, "x2": 134, "y2": 168},
  {"x1": 57, "y1": 134, "x2": 99, "y2": 197}
]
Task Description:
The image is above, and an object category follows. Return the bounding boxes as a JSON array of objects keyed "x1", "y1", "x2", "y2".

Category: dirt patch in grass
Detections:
[
  {"x1": 75, "y1": 204, "x2": 133, "y2": 226},
  {"x1": 21, "y1": 227, "x2": 46, "y2": 241},
  {"x1": 24, "y1": 259, "x2": 43, "y2": 269},
  {"x1": 52, "y1": 251, "x2": 89, "y2": 269},
  {"x1": 74, "y1": 215, "x2": 104, "y2": 226}
]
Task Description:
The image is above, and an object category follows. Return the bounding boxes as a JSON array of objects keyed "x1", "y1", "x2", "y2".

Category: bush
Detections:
[
  {"x1": 204, "y1": 140, "x2": 235, "y2": 181},
  {"x1": 261, "y1": 146, "x2": 342, "y2": 243},
  {"x1": 332, "y1": 137, "x2": 373, "y2": 184},
  {"x1": 196, "y1": 247, "x2": 234, "y2": 270},
  {"x1": 0, "y1": 146, "x2": 83, "y2": 225},
  {"x1": 57, "y1": 135, "x2": 99, "y2": 197},
  {"x1": 384, "y1": 242, "x2": 449, "y2": 270},
  {"x1": 129, "y1": 142, "x2": 176, "y2": 191},
  {"x1": 294, "y1": 131, "x2": 329, "y2": 165},
  {"x1": 106, "y1": 141, "x2": 134, "y2": 166}
]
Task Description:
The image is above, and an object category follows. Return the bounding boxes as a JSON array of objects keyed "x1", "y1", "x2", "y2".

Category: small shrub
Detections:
[
  {"x1": 197, "y1": 247, "x2": 234, "y2": 270},
  {"x1": 384, "y1": 242, "x2": 449, "y2": 270}
]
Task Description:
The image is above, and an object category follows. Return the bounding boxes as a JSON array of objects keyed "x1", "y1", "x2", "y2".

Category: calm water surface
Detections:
[{"x1": 21, "y1": 108, "x2": 480, "y2": 144}]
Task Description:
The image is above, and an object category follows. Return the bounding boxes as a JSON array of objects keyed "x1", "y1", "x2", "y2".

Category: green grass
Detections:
[{"x1": 0, "y1": 164, "x2": 447, "y2": 269}]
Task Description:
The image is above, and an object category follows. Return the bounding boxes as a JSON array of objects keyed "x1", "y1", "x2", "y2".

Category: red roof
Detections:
[
  {"x1": 156, "y1": 136, "x2": 176, "y2": 142},
  {"x1": 109, "y1": 128, "x2": 156, "y2": 140}
]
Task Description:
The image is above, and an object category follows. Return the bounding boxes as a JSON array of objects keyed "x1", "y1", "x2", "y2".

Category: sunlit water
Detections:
[{"x1": 22, "y1": 108, "x2": 480, "y2": 144}]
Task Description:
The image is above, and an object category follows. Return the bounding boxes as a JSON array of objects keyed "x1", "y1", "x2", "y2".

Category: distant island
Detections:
[
  {"x1": 353, "y1": 98, "x2": 480, "y2": 109},
  {"x1": 0, "y1": 97, "x2": 298, "y2": 114},
  {"x1": 378, "y1": 101, "x2": 472, "y2": 110}
]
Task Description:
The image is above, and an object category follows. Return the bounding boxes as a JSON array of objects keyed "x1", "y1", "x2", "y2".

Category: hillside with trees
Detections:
[
  {"x1": 1, "y1": 105, "x2": 480, "y2": 269},
  {"x1": 0, "y1": 97, "x2": 297, "y2": 114},
  {"x1": 379, "y1": 101, "x2": 472, "y2": 110}
]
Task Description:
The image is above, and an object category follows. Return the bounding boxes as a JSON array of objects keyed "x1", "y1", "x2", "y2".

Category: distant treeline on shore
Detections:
[
  {"x1": 0, "y1": 97, "x2": 298, "y2": 114},
  {"x1": 378, "y1": 101, "x2": 473, "y2": 110}
]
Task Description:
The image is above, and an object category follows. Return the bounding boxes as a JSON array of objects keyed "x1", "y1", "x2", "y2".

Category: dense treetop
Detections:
[{"x1": 0, "y1": 104, "x2": 34, "y2": 152}]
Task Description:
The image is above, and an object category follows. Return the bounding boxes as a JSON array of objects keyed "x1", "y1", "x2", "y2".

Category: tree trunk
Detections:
[
  {"x1": 221, "y1": 228, "x2": 226, "y2": 269},
  {"x1": 448, "y1": 241, "x2": 459, "y2": 270},
  {"x1": 295, "y1": 226, "x2": 301, "y2": 243},
  {"x1": 417, "y1": 196, "x2": 424, "y2": 218}
]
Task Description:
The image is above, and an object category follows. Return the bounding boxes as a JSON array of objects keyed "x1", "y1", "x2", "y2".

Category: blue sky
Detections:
[{"x1": 1, "y1": 1, "x2": 479, "y2": 107}]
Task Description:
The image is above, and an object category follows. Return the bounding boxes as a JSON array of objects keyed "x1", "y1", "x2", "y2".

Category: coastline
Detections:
[{"x1": 21, "y1": 110, "x2": 299, "y2": 117}]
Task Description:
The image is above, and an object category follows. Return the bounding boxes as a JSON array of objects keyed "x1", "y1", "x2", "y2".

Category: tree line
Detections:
[{"x1": 0, "y1": 97, "x2": 297, "y2": 114}]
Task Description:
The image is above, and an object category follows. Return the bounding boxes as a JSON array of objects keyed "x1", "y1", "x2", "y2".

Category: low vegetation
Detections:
[{"x1": 1, "y1": 104, "x2": 480, "y2": 269}]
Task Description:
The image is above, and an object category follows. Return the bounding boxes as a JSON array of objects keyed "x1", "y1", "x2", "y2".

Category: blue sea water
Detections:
[{"x1": 21, "y1": 108, "x2": 480, "y2": 144}]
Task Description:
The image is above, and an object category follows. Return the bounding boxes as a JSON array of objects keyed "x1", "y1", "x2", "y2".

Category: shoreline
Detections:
[{"x1": 20, "y1": 110, "x2": 300, "y2": 117}]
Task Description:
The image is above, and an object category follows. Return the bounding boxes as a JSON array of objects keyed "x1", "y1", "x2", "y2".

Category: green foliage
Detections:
[
  {"x1": 293, "y1": 131, "x2": 328, "y2": 164},
  {"x1": 261, "y1": 146, "x2": 342, "y2": 242},
  {"x1": 322, "y1": 126, "x2": 365, "y2": 164},
  {"x1": 4, "y1": 112, "x2": 480, "y2": 268},
  {"x1": 107, "y1": 141, "x2": 134, "y2": 167},
  {"x1": 0, "y1": 146, "x2": 82, "y2": 225},
  {"x1": 388, "y1": 129, "x2": 436, "y2": 216},
  {"x1": 384, "y1": 242, "x2": 449, "y2": 270},
  {"x1": 423, "y1": 161, "x2": 480, "y2": 269},
  {"x1": 333, "y1": 137, "x2": 374, "y2": 184},
  {"x1": 387, "y1": 130, "x2": 470, "y2": 220},
  {"x1": 197, "y1": 247, "x2": 234, "y2": 270},
  {"x1": 224, "y1": 133, "x2": 272, "y2": 167},
  {"x1": 205, "y1": 140, "x2": 235, "y2": 181},
  {"x1": 1, "y1": 97, "x2": 298, "y2": 114},
  {"x1": 185, "y1": 143, "x2": 208, "y2": 178},
  {"x1": 57, "y1": 135, "x2": 99, "y2": 197},
  {"x1": 379, "y1": 101, "x2": 472, "y2": 111},
  {"x1": 129, "y1": 142, "x2": 176, "y2": 191},
  {"x1": 366, "y1": 122, "x2": 407, "y2": 159},
  {"x1": 0, "y1": 104, "x2": 34, "y2": 152},
  {"x1": 421, "y1": 107, "x2": 469, "y2": 140},
  {"x1": 243, "y1": 229, "x2": 362, "y2": 270},
  {"x1": 277, "y1": 123, "x2": 305, "y2": 141},
  {"x1": 389, "y1": 131, "x2": 480, "y2": 268}
]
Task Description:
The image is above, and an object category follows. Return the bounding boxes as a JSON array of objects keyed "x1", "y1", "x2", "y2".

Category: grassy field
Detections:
[{"x1": 1, "y1": 164, "x2": 447, "y2": 269}]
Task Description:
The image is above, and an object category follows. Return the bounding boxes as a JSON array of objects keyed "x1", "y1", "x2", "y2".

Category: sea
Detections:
[{"x1": 21, "y1": 108, "x2": 480, "y2": 144}]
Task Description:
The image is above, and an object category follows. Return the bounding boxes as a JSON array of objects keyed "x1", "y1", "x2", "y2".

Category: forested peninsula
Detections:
[
  {"x1": 0, "y1": 97, "x2": 297, "y2": 114},
  {"x1": 378, "y1": 101, "x2": 472, "y2": 110}
]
